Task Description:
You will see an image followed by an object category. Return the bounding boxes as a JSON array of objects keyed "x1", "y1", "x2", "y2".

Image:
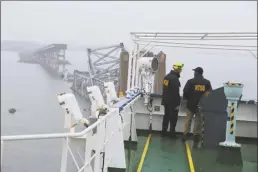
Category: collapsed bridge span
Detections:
[
  {"x1": 18, "y1": 44, "x2": 70, "y2": 78},
  {"x1": 72, "y1": 43, "x2": 127, "y2": 99}
]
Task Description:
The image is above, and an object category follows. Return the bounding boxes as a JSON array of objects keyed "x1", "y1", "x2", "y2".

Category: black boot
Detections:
[
  {"x1": 169, "y1": 131, "x2": 177, "y2": 139},
  {"x1": 161, "y1": 131, "x2": 167, "y2": 137},
  {"x1": 193, "y1": 135, "x2": 200, "y2": 148},
  {"x1": 182, "y1": 134, "x2": 187, "y2": 142}
]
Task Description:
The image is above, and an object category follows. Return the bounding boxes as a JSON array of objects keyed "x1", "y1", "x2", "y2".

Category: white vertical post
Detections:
[
  {"x1": 93, "y1": 117, "x2": 106, "y2": 172},
  {"x1": 122, "y1": 104, "x2": 138, "y2": 142},
  {"x1": 83, "y1": 132, "x2": 94, "y2": 172},
  {"x1": 219, "y1": 83, "x2": 243, "y2": 147},
  {"x1": 134, "y1": 44, "x2": 140, "y2": 88},
  {"x1": 60, "y1": 110, "x2": 72, "y2": 172},
  {"x1": 131, "y1": 43, "x2": 137, "y2": 89},
  {"x1": 60, "y1": 138, "x2": 69, "y2": 172},
  {"x1": 1, "y1": 141, "x2": 3, "y2": 166},
  {"x1": 105, "y1": 108, "x2": 126, "y2": 170},
  {"x1": 130, "y1": 105, "x2": 138, "y2": 142},
  {"x1": 122, "y1": 108, "x2": 131, "y2": 141}
]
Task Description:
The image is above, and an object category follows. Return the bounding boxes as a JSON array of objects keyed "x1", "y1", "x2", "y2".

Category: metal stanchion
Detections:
[{"x1": 216, "y1": 82, "x2": 244, "y2": 166}]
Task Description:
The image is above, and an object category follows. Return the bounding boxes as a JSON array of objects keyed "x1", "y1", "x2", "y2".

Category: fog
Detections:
[
  {"x1": 1, "y1": 1, "x2": 257, "y2": 48},
  {"x1": 1, "y1": 1, "x2": 257, "y2": 100}
]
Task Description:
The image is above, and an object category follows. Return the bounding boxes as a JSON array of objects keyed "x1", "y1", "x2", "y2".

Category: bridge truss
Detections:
[
  {"x1": 33, "y1": 44, "x2": 68, "y2": 76},
  {"x1": 72, "y1": 43, "x2": 126, "y2": 99}
]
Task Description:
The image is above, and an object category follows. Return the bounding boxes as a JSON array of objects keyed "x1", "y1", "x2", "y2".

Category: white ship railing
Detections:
[
  {"x1": 1, "y1": 91, "x2": 139, "y2": 172},
  {"x1": 1, "y1": 109, "x2": 110, "y2": 172}
]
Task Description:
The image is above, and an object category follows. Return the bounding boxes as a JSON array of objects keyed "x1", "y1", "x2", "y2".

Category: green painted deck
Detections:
[{"x1": 125, "y1": 132, "x2": 257, "y2": 172}]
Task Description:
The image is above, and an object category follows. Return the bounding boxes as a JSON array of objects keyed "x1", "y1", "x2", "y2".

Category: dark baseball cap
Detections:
[{"x1": 193, "y1": 67, "x2": 203, "y2": 74}]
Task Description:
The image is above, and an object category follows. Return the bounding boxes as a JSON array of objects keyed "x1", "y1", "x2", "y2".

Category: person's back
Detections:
[
  {"x1": 182, "y1": 67, "x2": 212, "y2": 146},
  {"x1": 161, "y1": 70, "x2": 181, "y2": 109},
  {"x1": 185, "y1": 75, "x2": 212, "y2": 113},
  {"x1": 161, "y1": 62, "x2": 183, "y2": 138}
]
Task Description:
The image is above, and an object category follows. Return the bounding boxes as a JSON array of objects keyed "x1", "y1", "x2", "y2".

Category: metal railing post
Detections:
[
  {"x1": 60, "y1": 108, "x2": 73, "y2": 172},
  {"x1": 1, "y1": 141, "x2": 3, "y2": 166}
]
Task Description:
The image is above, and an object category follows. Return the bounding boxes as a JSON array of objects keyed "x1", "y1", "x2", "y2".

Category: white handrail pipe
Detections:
[{"x1": 1, "y1": 110, "x2": 112, "y2": 141}]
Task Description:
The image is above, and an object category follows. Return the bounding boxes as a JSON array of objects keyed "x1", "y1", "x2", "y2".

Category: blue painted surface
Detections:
[{"x1": 113, "y1": 93, "x2": 141, "y2": 112}]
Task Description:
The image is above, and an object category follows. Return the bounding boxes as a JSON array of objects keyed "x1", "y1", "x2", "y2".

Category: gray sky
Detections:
[
  {"x1": 1, "y1": 1, "x2": 257, "y2": 100},
  {"x1": 1, "y1": 1, "x2": 257, "y2": 48}
]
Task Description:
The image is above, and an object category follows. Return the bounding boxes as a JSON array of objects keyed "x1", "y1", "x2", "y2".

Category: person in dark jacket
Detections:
[
  {"x1": 161, "y1": 62, "x2": 184, "y2": 138},
  {"x1": 182, "y1": 67, "x2": 212, "y2": 145}
]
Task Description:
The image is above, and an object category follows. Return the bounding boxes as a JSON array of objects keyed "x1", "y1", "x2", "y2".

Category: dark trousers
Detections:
[{"x1": 162, "y1": 104, "x2": 179, "y2": 133}]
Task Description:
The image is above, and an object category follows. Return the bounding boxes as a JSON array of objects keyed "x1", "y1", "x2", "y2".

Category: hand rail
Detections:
[{"x1": 1, "y1": 109, "x2": 112, "y2": 141}]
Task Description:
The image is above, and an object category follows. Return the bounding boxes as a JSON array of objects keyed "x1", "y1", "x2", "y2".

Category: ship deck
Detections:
[{"x1": 125, "y1": 132, "x2": 257, "y2": 172}]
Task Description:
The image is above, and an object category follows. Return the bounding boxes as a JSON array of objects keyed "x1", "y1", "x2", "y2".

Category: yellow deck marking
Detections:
[
  {"x1": 137, "y1": 134, "x2": 152, "y2": 172},
  {"x1": 185, "y1": 141, "x2": 195, "y2": 172}
]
